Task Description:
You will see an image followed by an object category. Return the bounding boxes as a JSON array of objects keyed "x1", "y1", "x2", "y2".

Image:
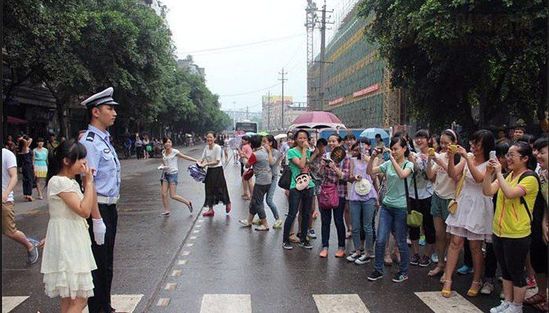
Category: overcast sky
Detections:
[{"x1": 161, "y1": 0, "x2": 358, "y2": 112}]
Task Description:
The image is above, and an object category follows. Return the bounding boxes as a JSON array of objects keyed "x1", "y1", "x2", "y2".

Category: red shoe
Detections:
[
  {"x1": 202, "y1": 210, "x2": 214, "y2": 217},
  {"x1": 225, "y1": 203, "x2": 232, "y2": 214}
]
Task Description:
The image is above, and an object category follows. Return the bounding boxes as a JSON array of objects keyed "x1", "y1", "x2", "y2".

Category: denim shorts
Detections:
[
  {"x1": 430, "y1": 193, "x2": 450, "y2": 221},
  {"x1": 161, "y1": 172, "x2": 178, "y2": 185}
]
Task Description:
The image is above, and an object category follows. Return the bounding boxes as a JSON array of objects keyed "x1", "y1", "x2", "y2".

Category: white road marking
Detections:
[
  {"x1": 415, "y1": 291, "x2": 483, "y2": 313},
  {"x1": 313, "y1": 294, "x2": 370, "y2": 313},
  {"x1": 199, "y1": 294, "x2": 252, "y2": 313},
  {"x1": 178, "y1": 259, "x2": 188, "y2": 265},
  {"x1": 2, "y1": 296, "x2": 29, "y2": 313}
]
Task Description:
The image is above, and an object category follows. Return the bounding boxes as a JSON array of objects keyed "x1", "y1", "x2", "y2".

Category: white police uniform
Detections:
[{"x1": 79, "y1": 87, "x2": 120, "y2": 313}]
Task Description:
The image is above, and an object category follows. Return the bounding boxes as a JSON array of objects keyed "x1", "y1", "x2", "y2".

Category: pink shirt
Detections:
[{"x1": 241, "y1": 144, "x2": 253, "y2": 158}]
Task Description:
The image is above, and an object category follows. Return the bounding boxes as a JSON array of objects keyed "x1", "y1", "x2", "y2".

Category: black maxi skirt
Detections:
[{"x1": 203, "y1": 166, "x2": 231, "y2": 207}]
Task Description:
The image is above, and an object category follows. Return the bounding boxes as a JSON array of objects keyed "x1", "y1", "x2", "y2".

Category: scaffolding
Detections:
[{"x1": 382, "y1": 68, "x2": 402, "y2": 128}]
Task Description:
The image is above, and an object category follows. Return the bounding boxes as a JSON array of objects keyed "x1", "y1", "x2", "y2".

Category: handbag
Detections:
[
  {"x1": 448, "y1": 167, "x2": 466, "y2": 215},
  {"x1": 318, "y1": 183, "x2": 339, "y2": 209},
  {"x1": 278, "y1": 165, "x2": 291, "y2": 190},
  {"x1": 243, "y1": 167, "x2": 254, "y2": 181},
  {"x1": 404, "y1": 164, "x2": 423, "y2": 228}
]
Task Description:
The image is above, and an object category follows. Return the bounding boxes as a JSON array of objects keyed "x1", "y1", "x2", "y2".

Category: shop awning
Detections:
[{"x1": 7, "y1": 116, "x2": 28, "y2": 125}]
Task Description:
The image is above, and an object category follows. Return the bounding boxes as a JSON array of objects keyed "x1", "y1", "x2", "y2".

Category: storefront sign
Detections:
[
  {"x1": 352, "y1": 83, "x2": 380, "y2": 98},
  {"x1": 328, "y1": 97, "x2": 344, "y2": 106}
]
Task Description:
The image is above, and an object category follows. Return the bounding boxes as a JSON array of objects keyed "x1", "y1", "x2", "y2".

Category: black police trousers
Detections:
[{"x1": 87, "y1": 203, "x2": 118, "y2": 313}]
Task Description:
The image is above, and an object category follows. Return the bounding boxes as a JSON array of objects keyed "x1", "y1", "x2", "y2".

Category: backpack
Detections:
[{"x1": 514, "y1": 171, "x2": 546, "y2": 225}]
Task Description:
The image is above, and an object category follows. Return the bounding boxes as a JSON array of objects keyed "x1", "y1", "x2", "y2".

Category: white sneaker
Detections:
[
  {"x1": 346, "y1": 252, "x2": 361, "y2": 262},
  {"x1": 490, "y1": 300, "x2": 510, "y2": 313},
  {"x1": 481, "y1": 281, "x2": 495, "y2": 295},
  {"x1": 354, "y1": 254, "x2": 371, "y2": 265},
  {"x1": 501, "y1": 303, "x2": 522, "y2": 313},
  {"x1": 273, "y1": 219, "x2": 283, "y2": 229},
  {"x1": 238, "y1": 219, "x2": 251, "y2": 227}
]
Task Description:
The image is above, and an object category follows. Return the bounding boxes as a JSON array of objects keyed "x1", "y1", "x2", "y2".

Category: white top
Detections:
[
  {"x1": 162, "y1": 149, "x2": 180, "y2": 174},
  {"x1": 431, "y1": 152, "x2": 455, "y2": 199},
  {"x1": 202, "y1": 144, "x2": 222, "y2": 168},
  {"x1": 2, "y1": 148, "x2": 17, "y2": 202}
]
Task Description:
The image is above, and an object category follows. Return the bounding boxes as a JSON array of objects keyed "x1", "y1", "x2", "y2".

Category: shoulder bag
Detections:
[{"x1": 404, "y1": 162, "x2": 423, "y2": 228}]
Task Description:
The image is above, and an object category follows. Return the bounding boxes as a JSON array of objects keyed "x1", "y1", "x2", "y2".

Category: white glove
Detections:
[{"x1": 92, "y1": 218, "x2": 106, "y2": 245}]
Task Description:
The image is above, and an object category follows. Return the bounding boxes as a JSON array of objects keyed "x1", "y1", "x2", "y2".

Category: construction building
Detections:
[
  {"x1": 306, "y1": 2, "x2": 404, "y2": 129},
  {"x1": 262, "y1": 96, "x2": 307, "y2": 131}
]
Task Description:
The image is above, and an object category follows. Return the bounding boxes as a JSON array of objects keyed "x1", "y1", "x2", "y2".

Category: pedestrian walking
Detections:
[
  {"x1": 367, "y1": 136, "x2": 414, "y2": 283},
  {"x1": 482, "y1": 141, "x2": 539, "y2": 313},
  {"x1": 18, "y1": 135, "x2": 34, "y2": 201},
  {"x1": 33, "y1": 137, "x2": 48, "y2": 200},
  {"x1": 282, "y1": 130, "x2": 315, "y2": 250},
  {"x1": 79, "y1": 87, "x2": 121, "y2": 313},
  {"x1": 2, "y1": 148, "x2": 41, "y2": 265},
  {"x1": 239, "y1": 135, "x2": 274, "y2": 231},
  {"x1": 200, "y1": 132, "x2": 231, "y2": 217},
  {"x1": 41, "y1": 139, "x2": 97, "y2": 313},
  {"x1": 442, "y1": 130, "x2": 495, "y2": 298},
  {"x1": 263, "y1": 135, "x2": 283, "y2": 229},
  {"x1": 239, "y1": 136, "x2": 254, "y2": 200},
  {"x1": 346, "y1": 142, "x2": 378, "y2": 265},
  {"x1": 159, "y1": 137, "x2": 197, "y2": 216},
  {"x1": 134, "y1": 133, "x2": 143, "y2": 160},
  {"x1": 142, "y1": 135, "x2": 150, "y2": 159}
]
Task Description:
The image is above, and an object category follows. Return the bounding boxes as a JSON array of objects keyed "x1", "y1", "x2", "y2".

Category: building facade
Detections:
[
  {"x1": 307, "y1": 5, "x2": 404, "y2": 129},
  {"x1": 261, "y1": 96, "x2": 307, "y2": 131}
]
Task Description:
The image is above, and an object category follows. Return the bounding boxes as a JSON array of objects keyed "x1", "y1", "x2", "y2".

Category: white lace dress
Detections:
[
  {"x1": 41, "y1": 176, "x2": 97, "y2": 299},
  {"x1": 446, "y1": 161, "x2": 494, "y2": 241}
]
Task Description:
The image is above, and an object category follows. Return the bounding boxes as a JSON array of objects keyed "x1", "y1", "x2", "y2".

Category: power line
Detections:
[
  {"x1": 218, "y1": 83, "x2": 282, "y2": 97},
  {"x1": 180, "y1": 34, "x2": 304, "y2": 55}
]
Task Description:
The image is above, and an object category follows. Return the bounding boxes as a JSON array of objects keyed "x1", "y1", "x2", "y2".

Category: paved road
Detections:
[{"x1": 2, "y1": 145, "x2": 539, "y2": 312}]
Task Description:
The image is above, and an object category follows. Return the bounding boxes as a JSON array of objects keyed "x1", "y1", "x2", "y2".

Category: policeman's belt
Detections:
[{"x1": 97, "y1": 195, "x2": 119, "y2": 205}]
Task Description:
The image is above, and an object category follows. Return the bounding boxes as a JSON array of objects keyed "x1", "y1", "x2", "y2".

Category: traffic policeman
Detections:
[{"x1": 80, "y1": 87, "x2": 121, "y2": 313}]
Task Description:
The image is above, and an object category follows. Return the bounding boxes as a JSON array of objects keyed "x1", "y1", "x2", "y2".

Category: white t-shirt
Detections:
[
  {"x1": 2, "y1": 148, "x2": 17, "y2": 202},
  {"x1": 162, "y1": 149, "x2": 180, "y2": 174},
  {"x1": 431, "y1": 152, "x2": 455, "y2": 199},
  {"x1": 202, "y1": 144, "x2": 222, "y2": 168}
]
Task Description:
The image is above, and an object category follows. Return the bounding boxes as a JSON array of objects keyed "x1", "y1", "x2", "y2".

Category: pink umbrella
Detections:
[{"x1": 290, "y1": 111, "x2": 346, "y2": 129}]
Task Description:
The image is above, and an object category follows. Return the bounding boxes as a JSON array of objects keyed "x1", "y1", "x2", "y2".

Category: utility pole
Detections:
[{"x1": 279, "y1": 68, "x2": 287, "y2": 129}]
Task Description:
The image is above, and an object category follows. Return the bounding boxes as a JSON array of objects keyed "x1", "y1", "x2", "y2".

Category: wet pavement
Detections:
[{"x1": 2, "y1": 145, "x2": 539, "y2": 312}]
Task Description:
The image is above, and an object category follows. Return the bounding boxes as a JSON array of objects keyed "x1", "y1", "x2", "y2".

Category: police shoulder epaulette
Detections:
[{"x1": 86, "y1": 132, "x2": 96, "y2": 142}]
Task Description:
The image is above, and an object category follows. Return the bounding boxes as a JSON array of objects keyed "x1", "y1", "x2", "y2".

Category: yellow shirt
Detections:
[{"x1": 493, "y1": 172, "x2": 539, "y2": 238}]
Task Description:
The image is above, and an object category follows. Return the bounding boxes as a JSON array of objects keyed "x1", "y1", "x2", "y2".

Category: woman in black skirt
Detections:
[{"x1": 199, "y1": 131, "x2": 231, "y2": 217}]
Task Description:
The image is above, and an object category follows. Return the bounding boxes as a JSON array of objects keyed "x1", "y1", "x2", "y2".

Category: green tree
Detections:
[{"x1": 358, "y1": 0, "x2": 547, "y2": 133}]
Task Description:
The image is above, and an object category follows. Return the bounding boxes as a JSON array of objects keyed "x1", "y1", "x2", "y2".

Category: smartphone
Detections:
[{"x1": 489, "y1": 150, "x2": 497, "y2": 160}]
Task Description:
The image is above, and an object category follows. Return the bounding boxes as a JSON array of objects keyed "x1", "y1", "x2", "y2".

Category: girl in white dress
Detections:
[
  {"x1": 442, "y1": 130, "x2": 495, "y2": 298},
  {"x1": 42, "y1": 139, "x2": 97, "y2": 313}
]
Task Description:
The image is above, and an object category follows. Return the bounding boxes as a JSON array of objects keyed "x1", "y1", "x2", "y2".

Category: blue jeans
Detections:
[
  {"x1": 283, "y1": 188, "x2": 314, "y2": 243},
  {"x1": 266, "y1": 176, "x2": 280, "y2": 220},
  {"x1": 320, "y1": 197, "x2": 346, "y2": 248},
  {"x1": 349, "y1": 199, "x2": 376, "y2": 253},
  {"x1": 374, "y1": 205, "x2": 409, "y2": 275}
]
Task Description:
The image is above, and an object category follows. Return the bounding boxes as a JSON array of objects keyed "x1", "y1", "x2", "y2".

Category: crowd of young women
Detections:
[{"x1": 267, "y1": 128, "x2": 547, "y2": 313}]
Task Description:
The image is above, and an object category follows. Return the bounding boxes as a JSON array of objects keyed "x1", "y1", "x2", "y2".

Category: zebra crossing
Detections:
[
  {"x1": 192, "y1": 292, "x2": 484, "y2": 313},
  {"x1": 2, "y1": 294, "x2": 143, "y2": 313}
]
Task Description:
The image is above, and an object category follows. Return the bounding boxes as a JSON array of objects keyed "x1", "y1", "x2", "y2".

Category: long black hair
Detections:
[
  {"x1": 512, "y1": 141, "x2": 537, "y2": 171},
  {"x1": 47, "y1": 139, "x2": 87, "y2": 184},
  {"x1": 292, "y1": 129, "x2": 310, "y2": 147},
  {"x1": 265, "y1": 135, "x2": 278, "y2": 150},
  {"x1": 470, "y1": 129, "x2": 495, "y2": 161}
]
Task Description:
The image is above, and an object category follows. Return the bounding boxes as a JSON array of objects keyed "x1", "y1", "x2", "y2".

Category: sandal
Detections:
[
  {"x1": 186, "y1": 201, "x2": 193, "y2": 213},
  {"x1": 161, "y1": 211, "x2": 171, "y2": 216},
  {"x1": 524, "y1": 293, "x2": 546, "y2": 305},
  {"x1": 441, "y1": 280, "x2": 453, "y2": 298},
  {"x1": 467, "y1": 280, "x2": 482, "y2": 297},
  {"x1": 428, "y1": 266, "x2": 444, "y2": 277}
]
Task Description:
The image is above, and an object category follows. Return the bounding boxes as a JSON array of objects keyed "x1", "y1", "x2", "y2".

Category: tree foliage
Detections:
[
  {"x1": 3, "y1": 0, "x2": 231, "y2": 137},
  {"x1": 358, "y1": 0, "x2": 547, "y2": 133}
]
